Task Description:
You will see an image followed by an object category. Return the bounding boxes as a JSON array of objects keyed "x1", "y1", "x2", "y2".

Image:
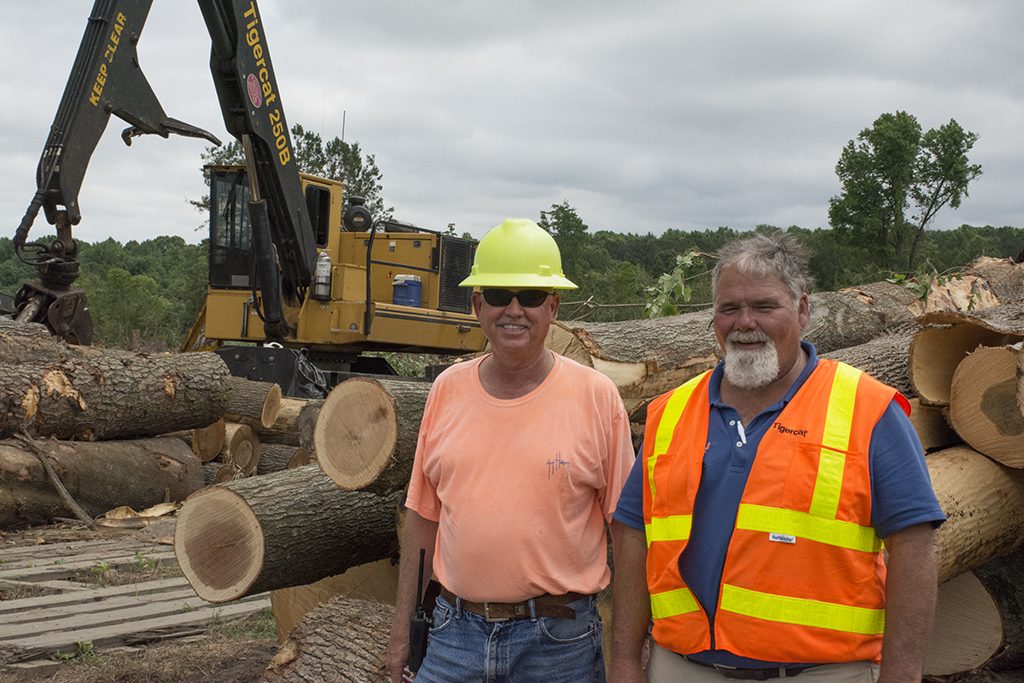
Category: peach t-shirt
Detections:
[{"x1": 406, "y1": 353, "x2": 635, "y2": 603}]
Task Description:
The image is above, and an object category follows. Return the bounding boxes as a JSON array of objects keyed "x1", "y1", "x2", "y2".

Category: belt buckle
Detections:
[{"x1": 483, "y1": 602, "x2": 510, "y2": 622}]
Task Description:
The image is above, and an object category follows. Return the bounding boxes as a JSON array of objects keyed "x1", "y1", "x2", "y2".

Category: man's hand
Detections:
[
  {"x1": 608, "y1": 521, "x2": 652, "y2": 683},
  {"x1": 387, "y1": 510, "x2": 439, "y2": 683}
]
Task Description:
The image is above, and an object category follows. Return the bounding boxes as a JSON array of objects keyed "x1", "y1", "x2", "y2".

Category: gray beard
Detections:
[{"x1": 723, "y1": 335, "x2": 780, "y2": 389}]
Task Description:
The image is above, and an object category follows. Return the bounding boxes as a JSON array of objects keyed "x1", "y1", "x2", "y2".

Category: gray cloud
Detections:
[{"x1": 2, "y1": 0, "x2": 1021, "y2": 249}]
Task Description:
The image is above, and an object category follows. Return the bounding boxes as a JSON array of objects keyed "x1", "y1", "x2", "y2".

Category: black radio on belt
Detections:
[{"x1": 407, "y1": 548, "x2": 430, "y2": 673}]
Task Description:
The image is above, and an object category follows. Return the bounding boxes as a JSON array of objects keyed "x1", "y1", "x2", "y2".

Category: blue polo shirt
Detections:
[{"x1": 612, "y1": 342, "x2": 946, "y2": 668}]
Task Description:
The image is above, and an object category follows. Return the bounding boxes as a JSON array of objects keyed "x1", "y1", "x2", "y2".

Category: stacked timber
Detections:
[{"x1": 0, "y1": 320, "x2": 228, "y2": 528}]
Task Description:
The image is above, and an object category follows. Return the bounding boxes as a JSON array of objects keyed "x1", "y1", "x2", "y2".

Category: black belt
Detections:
[
  {"x1": 682, "y1": 655, "x2": 818, "y2": 680},
  {"x1": 439, "y1": 587, "x2": 584, "y2": 621}
]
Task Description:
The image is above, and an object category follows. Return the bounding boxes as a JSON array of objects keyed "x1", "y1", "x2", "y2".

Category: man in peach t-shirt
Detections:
[{"x1": 387, "y1": 219, "x2": 634, "y2": 682}]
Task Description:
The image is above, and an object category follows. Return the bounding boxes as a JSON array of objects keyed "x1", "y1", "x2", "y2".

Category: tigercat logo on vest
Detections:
[{"x1": 772, "y1": 422, "x2": 808, "y2": 438}]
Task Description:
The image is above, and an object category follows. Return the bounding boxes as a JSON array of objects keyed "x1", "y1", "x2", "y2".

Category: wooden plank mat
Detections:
[
  {"x1": 0, "y1": 595, "x2": 270, "y2": 663},
  {"x1": 0, "y1": 549, "x2": 176, "y2": 582}
]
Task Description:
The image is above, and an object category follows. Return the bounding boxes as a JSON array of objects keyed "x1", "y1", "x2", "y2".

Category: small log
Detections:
[
  {"x1": 949, "y1": 344, "x2": 1024, "y2": 467},
  {"x1": 964, "y1": 255, "x2": 1024, "y2": 303},
  {"x1": 257, "y1": 444, "x2": 303, "y2": 475},
  {"x1": 269, "y1": 559, "x2": 399, "y2": 642},
  {"x1": 925, "y1": 550, "x2": 1024, "y2": 676},
  {"x1": 261, "y1": 596, "x2": 394, "y2": 682},
  {"x1": 192, "y1": 419, "x2": 227, "y2": 462},
  {"x1": 908, "y1": 398, "x2": 960, "y2": 452},
  {"x1": 315, "y1": 378, "x2": 430, "y2": 493},
  {"x1": 226, "y1": 377, "x2": 283, "y2": 429},
  {"x1": 0, "y1": 437, "x2": 203, "y2": 528},
  {"x1": 930, "y1": 446, "x2": 1024, "y2": 583},
  {"x1": 0, "y1": 352, "x2": 231, "y2": 440},
  {"x1": 236, "y1": 397, "x2": 310, "y2": 446},
  {"x1": 174, "y1": 465, "x2": 402, "y2": 603},
  {"x1": 223, "y1": 423, "x2": 261, "y2": 475},
  {"x1": 296, "y1": 402, "x2": 322, "y2": 453},
  {"x1": 911, "y1": 304, "x2": 1024, "y2": 406}
]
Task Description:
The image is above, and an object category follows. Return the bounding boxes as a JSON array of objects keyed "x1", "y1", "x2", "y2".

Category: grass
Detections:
[{"x1": 72, "y1": 555, "x2": 182, "y2": 588}]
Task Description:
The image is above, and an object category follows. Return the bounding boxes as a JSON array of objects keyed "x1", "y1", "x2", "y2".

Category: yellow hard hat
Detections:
[{"x1": 459, "y1": 219, "x2": 578, "y2": 290}]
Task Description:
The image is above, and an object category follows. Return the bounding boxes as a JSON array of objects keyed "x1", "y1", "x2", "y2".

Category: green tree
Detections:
[
  {"x1": 828, "y1": 111, "x2": 982, "y2": 273},
  {"x1": 538, "y1": 201, "x2": 589, "y2": 280},
  {"x1": 190, "y1": 123, "x2": 392, "y2": 223}
]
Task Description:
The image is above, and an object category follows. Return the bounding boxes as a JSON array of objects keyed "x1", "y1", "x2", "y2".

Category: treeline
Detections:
[{"x1": 0, "y1": 222, "x2": 1020, "y2": 349}]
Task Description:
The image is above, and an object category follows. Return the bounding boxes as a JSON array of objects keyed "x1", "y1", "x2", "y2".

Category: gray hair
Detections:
[{"x1": 712, "y1": 233, "x2": 813, "y2": 303}]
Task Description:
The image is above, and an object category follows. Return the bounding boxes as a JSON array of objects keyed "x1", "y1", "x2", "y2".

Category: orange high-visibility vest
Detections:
[{"x1": 642, "y1": 359, "x2": 904, "y2": 663}]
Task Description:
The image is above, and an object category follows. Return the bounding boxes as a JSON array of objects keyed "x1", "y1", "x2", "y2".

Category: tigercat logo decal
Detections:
[{"x1": 772, "y1": 422, "x2": 808, "y2": 438}]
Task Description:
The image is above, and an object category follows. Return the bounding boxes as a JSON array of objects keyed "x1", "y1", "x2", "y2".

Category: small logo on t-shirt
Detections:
[{"x1": 547, "y1": 452, "x2": 570, "y2": 479}]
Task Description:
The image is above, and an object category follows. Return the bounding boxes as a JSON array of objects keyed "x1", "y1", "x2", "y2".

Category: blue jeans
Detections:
[{"x1": 415, "y1": 594, "x2": 605, "y2": 682}]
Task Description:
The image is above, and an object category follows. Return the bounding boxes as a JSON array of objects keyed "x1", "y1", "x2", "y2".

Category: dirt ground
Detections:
[{"x1": 0, "y1": 520, "x2": 281, "y2": 683}]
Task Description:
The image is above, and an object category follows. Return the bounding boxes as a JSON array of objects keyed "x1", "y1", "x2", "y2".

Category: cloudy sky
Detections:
[{"x1": 2, "y1": 1, "x2": 1023, "y2": 246}]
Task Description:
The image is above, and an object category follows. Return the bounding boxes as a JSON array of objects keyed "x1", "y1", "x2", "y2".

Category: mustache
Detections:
[{"x1": 727, "y1": 330, "x2": 771, "y2": 345}]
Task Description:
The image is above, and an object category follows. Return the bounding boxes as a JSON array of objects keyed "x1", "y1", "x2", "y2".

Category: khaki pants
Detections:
[{"x1": 647, "y1": 643, "x2": 879, "y2": 682}]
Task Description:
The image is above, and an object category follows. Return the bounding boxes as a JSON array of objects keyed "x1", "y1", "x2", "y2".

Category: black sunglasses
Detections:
[{"x1": 481, "y1": 289, "x2": 551, "y2": 308}]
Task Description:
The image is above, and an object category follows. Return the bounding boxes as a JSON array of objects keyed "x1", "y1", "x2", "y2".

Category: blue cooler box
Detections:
[{"x1": 392, "y1": 274, "x2": 423, "y2": 307}]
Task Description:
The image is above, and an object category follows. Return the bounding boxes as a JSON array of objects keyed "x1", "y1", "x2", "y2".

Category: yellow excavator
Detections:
[{"x1": 9, "y1": 0, "x2": 485, "y2": 395}]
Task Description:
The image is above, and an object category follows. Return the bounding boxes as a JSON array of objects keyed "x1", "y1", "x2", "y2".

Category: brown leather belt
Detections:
[{"x1": 439, "y1": 587, "x2": 586, "y2": 622}]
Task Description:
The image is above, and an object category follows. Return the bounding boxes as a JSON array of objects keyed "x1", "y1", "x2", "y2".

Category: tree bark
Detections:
[
  {"x1": 931, "y1": 446, "x2": 1024, "y2": 583},
  {"x1": 315, "y1": 378, "x2": 430, "y2": 493},
  {"x1": 226, "y1": 377, "x2": 282, "y2": 429},
  {"x1": 261, "y1": 596, "x2": 394, "y2": 682},
  {"x1": 822, "y1": 332, "x2": 914, "y2": 397},
  {"x1": 0, "y1": 352, "x2": 231, "y2": 440},
  {"x1": 0, "y1": 437, "x2": 202, "y2": 529},
  {"x1": 964, "y1": 255, "x2": 1024, "y2": 304},
  {"x1": 949, "y1": 344, "x2": 1024, "y2": 467},
  {"x1": 925, "y1": 550, "x2": 1024, "y2": 676},
  {"x1": 174, "y1": 465, "x2": 402, "y2": 603},
  {"x1": 911, "y1": 305, "x2": 1024, "y2": 406},
  {"x1": 257, "y1": 444, "x2": 304, "y2": 475}
]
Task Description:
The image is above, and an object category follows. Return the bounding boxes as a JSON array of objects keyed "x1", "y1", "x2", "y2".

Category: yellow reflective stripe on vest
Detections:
[
  {"x1": 736, "y1": 504, "x2": 882, "y2": 553},
  {"x1": 809, "y1": 364, "x2": 861, "y2": 519},
  {"x1": 645, "y1": 514, "x2": 693, "y2": 547},
  {"x1": 650, "y1": 587, "x2": 701, "y2": 620},
  {"x1": 720, "y1": 584, "x2": 885, "y2": 635},
  {"x1": 647, "y1": 373, "x2": 708, "y2": 501}
]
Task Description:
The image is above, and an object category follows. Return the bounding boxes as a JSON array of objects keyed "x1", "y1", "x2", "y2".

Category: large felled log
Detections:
[
  {"x1": 0, "y1": 352, "x2": 231, "y2": 440},
  {"x1": 924, "y1": 550, "x2": 1024, "y2": 676},
  {"x1": 548, "y1": 282, "x2": 944, "y2": 409},
  {"x1": 964, "y1": 256, "x2": 1024, "y2": 303},
  {"x1": 0, "y1": 437, "x2": 203, "y2": 528},
  {"x1": 822, "y1": 332, "x2": 914, "y2": 397},
  {"x1": 316, "y1": 378, "x2": 430, "y2": 493},
  {"x1": 931, "y1": 446, "x2": 1024, "y2": 583},
  {"x1": 226, "y1": 377, "x2": 282, "y2": 428},
  {"x1": 261, "y1": 596, "x2": 393, "y2": 682},
  {"x1": 174, "y1": 465, "x2": 402, "y2": 603},
  {"x1": 911, "y1": 304, "x2": 1024, "y2": 406},
  {"x1": 269, "y1": 559, "x2": 399, "y2": 641},
  {"x1": 949, "y1": 344, "x2": 1024, "y2": 467}
]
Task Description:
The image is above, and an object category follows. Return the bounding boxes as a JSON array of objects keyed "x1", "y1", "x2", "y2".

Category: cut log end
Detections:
[
  {"x1": 924, "y1": 571, "x2": 1003, "y2": 675},
  {"x1": 174, "y1": 487, "x2": 264, "y2": 603},
  {"x1": 315, "y1": 379, "x2": 398, "y2": 490},
  {"x1": 950, "y1": 345, "x2": 1024, "y2": 467}
]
